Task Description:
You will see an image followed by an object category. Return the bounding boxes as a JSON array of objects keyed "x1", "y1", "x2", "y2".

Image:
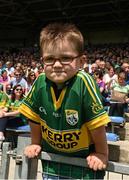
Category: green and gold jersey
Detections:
[
  {"x1": 0, "y1": 90, "x2": 9, "y2": 109},
  {"x1": 6, "y1": 98, "x2": 27, "y2": 124},
  {"x1": 20, "y1": 71, "x2": 110, "y2": 179},
  {"x1": 6, "y1": 99, "x2": 23, "y2": 112},
  {"x1": 19, "y1": 71, "x2": 110, "y2": 178}
]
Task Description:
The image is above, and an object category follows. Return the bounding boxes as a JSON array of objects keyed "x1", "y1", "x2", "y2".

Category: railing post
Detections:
[
  {"x1": 21, "y1": 155, "x2": 38, "y2": 179},
  {"x1": 0, "y1": 142, "x2": 11, "y2": 179},
  {"x1": 14, "y1": 135, "x2": 31, "y2": 179}
]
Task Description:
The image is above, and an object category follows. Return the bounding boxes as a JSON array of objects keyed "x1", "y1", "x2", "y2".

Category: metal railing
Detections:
[{"x1": 1, "y1": 135, "x2": 129, "y2": 179}]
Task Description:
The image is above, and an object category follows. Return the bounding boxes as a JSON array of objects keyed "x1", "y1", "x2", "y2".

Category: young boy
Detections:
[{"x1": 19, "y1": 23, "x2": 110, "y2": 179}]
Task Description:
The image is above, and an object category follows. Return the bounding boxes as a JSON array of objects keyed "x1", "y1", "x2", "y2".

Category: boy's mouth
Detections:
[{"x1": 53, "y1": 71, "x2": 64, "y2": 73}]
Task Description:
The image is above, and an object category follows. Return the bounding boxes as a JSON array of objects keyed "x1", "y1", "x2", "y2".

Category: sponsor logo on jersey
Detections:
[
  {"x1": 65, "y1": 110, "x2": 79, "y2": 126},
  {"x1": 39, "y1": 106, "x2": 47, "y2": 115},
  {"x1": 91, "y1": 102, "x2": 103, "y2": 114},
  {"x1": 40, "y1": 120, "x2": 90, "y2": 153},
  {"x1": 52, "y1": 112, "x2": 61, "y2": 118}
]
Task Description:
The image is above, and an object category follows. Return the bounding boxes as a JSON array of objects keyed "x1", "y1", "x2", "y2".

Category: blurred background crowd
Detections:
[{"x1": 0, "y1": 43, "x2": 128, "y2": 142}]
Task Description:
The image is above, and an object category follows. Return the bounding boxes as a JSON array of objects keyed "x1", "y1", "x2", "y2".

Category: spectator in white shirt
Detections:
[{"x1": 9, "y1": 68, "x2": 28, "y2": 95}]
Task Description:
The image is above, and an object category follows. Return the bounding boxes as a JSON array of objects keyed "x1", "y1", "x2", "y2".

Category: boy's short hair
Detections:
[{"x1": 40, "y1": 22, "x2": 84, "y2": 55}]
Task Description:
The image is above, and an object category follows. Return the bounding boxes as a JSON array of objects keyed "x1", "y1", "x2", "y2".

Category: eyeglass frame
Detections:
[
  {"x1": 30, "y1": 74, "x2": 35, "y2": 77},
  {"x1": 15, "y1": 73, "x2": 21, "y2": 76},
  {"x1": 42, "y1": 54, "x2": 81, "y2": 65},
  {"x1": 15, "y1": 88, "x2": 23, "y2": 92}
]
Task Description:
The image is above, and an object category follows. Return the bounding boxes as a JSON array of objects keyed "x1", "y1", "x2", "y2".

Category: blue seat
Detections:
[
  {"x1": 109, "y1": 116, "x2": 125, "y2": 124},
  {"x1": 16, "y1": 125, "x2": 31, "y2": 131},
  {"x1": 106, "y1": 132, "x2": 119, "y2": 141},
  {"x1": 109, "y1": 116, "x2": 125, "y2": 134},
  {"x1": 6, "y1": 125, "x2": 30, "y2": 133}
]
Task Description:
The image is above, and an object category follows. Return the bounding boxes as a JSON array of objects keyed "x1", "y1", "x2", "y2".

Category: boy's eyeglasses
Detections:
[
  {"x1": 15, "y1": 88, "x2": 22, "y2": 92},
  {"x1": 43, "y1": 55, "x2": 81, "y2": 65}
]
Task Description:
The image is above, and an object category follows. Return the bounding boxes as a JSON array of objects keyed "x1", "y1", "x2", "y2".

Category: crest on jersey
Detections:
[{"x1": 65, "y1": 110, "x2": 78, "y2": 126}]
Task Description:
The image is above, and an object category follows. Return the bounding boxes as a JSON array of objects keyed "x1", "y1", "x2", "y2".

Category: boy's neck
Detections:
[
  {"x1": 56, "y1": 83, "x2": 65, "y2": 90},
  {"x1": 47, "y1": 75, "x2": 75, "y2": 90}
]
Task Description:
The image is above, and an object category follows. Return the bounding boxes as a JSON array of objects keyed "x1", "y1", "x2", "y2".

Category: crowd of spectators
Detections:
[
  {"x1": 0, "y1": 50, "x2": 44, "y2": 141},
  {"x1": 83, "y1": 43, "x2": 129, "y2": 119},
  {"x1": 0, "y1": 43, "x2": 129, "y2": 142}
]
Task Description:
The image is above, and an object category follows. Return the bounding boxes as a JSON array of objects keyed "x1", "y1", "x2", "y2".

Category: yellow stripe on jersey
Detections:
[
  {"x1": 84, "y1": 72, "x2": 96, "y2": 91},
  {"x1": 77, "y1": 73, "x2": 97, "y2": 102},
  {"x1": 27, "y1": 73, "x2": 45, "y2": 98},
  {"x1": 86, "y1": 113, "x2": 110, "y2": 130},
  {"x1": 28, "y1": 86, "x2": 35, "y2": 99},
  {"x1": 51, "y1": 86, "x2": 67, "y2": 110},
  {"x1": 19, "y1": 103, "x2": 41, "y2": 123},
  {"x1": 77, "y1": 72, "x2": 102, "y2": 104}
]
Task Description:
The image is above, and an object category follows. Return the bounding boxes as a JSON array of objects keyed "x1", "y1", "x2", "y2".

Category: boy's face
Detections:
[{"x1": 42, "y1": 41, "x2": 83, "y2": 85}]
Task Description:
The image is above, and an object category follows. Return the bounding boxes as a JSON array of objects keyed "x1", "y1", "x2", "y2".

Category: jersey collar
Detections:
[{"x1": 46, "y1": 76, "x2": 76, "y2": 110}]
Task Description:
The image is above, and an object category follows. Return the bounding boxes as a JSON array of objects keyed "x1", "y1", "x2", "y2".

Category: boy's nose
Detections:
[{"x1": 53, "y1": 59, "x2": 62, "y2": 66}]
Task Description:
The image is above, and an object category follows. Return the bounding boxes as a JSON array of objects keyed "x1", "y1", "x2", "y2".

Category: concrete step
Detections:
[
  {"x1": 115, "y1": 122, "x2": 129, "y2": 140},
  {"x1": 108, "y1": 140, "x2": 129, "y2": 163}
]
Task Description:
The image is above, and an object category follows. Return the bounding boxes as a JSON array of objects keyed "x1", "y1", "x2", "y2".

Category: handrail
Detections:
[
  {"x1": 39, "y1": 151, "x2": 129, "y2": 175},
  {"x1": 1, "y1": 142, "x2": 129, "y2": 179}
]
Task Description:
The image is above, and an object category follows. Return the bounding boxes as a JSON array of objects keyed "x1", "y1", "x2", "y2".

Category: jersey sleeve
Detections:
[
  {"x1": 19, "y1": 77, "x2": 41, "y2": 124},
  {"x1": 0, "y1": 92, "x2": 9, "y2": 108},
  {"x1": 5, "y1": 98, "x2": 11, "y2": 109},
  {"x1": 78, "y1": 72, "x2": 110, "y2": 130}
]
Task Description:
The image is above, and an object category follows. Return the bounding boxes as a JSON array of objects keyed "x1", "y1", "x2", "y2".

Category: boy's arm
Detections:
[
  {"x1": 24, "y1": 121, "x2": 42, "y2": 158},
  {"x1": 87, "y1": 125, "x2": 108, "y2": 171},
  {"x1": 29, "y1": 121, "x2": 42, "y2": 145}
]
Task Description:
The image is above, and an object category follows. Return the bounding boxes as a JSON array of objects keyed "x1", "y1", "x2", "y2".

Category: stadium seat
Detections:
[
  {"x1": 109, "y1": 116, "x2": 125, "y2": 133},
  {"x1": 110, "y1": 116, "x2": 125, "y2": 124},
  {"x1": 106, "y1": 132, "x2": 119, "y2": 141}
]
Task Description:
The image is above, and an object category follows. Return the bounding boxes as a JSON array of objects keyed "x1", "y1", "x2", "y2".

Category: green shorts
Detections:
[{"x1": 42, "y1": 160, "x2": 105, "y2": 179}]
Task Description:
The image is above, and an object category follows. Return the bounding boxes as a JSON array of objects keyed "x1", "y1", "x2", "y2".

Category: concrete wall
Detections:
[
  {"x1": 0, "y1": 29, "x2": 37, "y2": 49},
  {"x1": 85, "y1": 28, "x2": 129, "y2": 45},
  {"x1": 0, "y1": 27, "x2": 129, "y2": 48}
]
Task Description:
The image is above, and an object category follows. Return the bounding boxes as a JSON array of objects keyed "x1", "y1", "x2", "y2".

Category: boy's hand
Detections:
[
  {"x1": 24, "y1": 144, "x2": 41, "y2": 158},
  {"x1": 86, "y1": 153, "x2": 107, "y2": 171}
]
